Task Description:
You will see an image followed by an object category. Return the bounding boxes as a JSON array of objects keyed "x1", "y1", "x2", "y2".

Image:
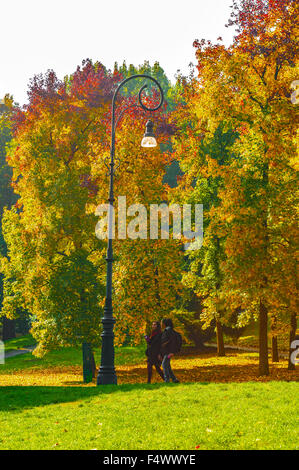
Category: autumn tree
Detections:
[
  {"x1": 1, "y1": 59, "x2": 185, "y2": 380},
  {"x1": 190, "y1": 0, "x2": 298, "y2": 375},
  {"x1": 0, "y1": 62, "x2": 120, "y2": 380},
  {"x1": 91, "y1": 93, "x2": 186, "y2": 345},
  {"x1": 0, "y1": 95, "x2": 18, "y2": 341},
  {"x1": 171, "y1": 84, "x2": 242, "y2": 355}
]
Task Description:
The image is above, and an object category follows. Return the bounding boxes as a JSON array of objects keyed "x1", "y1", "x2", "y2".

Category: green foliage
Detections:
[
  {"x1": 163, "y1": 160, "x2": 183, "y2": 188},
  {"x1": 173, "y1": 294, "x2": 215, "y2": 348},
  {"x1": 31, "y1": 250, "x2": 104, "y2": 356},
  {"x1": 172, "y1": 119, "x2": 243, "y2": 331},
  {"x1": 114, "y1": 60, "x2": 176, "y2": 110}
]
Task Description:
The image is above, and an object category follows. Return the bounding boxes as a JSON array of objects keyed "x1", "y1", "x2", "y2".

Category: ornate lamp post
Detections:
[{"x1": 97, "y1": 75, "x2": 164, "y2": 385}]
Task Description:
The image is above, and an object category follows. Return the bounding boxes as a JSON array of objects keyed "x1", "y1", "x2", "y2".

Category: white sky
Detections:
[{"x1": 0, "y1": 0, "x2": 234, "y2": 106}]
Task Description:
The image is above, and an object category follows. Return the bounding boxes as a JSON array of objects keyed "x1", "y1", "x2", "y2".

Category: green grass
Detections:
[
  {"x1": 1, "y1": 344, "x2": 146, "y2": 372},
  {"x1": 3, "y1": 334, "x2": 36, "y2": 353},
  {"x1": 224, "y1": 319, "x2": 299, "y2": 351},
  {"x1": 1, "y1": 337, "x2": 298, "y2": 450},
  {"x1": 0, "y1": 381, "x2": 298, "y2": 450}
]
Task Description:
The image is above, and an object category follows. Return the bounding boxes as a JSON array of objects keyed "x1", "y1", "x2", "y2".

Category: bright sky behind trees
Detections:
[{"x1": 0, "y1": 0, "x2": 234, "y2": 105}]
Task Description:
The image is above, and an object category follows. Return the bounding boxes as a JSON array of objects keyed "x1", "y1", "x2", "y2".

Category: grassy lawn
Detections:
[
  {"x1": 3, "y1": 334, "x2": 36, "y2": 353},
  {"x1": 224, "y1": 319, "x2": 299, "y2": 351},
  {"x1": 1, "y1": 344, "x2": 145, "y2": 372},
  {"x1": 0, "y1": 382, "x2": 298, "y2": 450},
  {"x1": 0, "y1": 341, "x2": 298, "y2": 450}
]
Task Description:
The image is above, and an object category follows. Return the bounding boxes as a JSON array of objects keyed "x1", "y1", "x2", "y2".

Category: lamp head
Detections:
[{"x1": 141, "y1": 120, "x2": 157, "y2": 148}]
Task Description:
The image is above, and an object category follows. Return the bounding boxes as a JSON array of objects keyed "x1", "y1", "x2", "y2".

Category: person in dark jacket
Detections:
[
  {"x1": 145, "y1": 321, "x2": 164, "y2": 383},
  {"x1": 161, "y1": 318, "x2": 179, "y2": 383}
]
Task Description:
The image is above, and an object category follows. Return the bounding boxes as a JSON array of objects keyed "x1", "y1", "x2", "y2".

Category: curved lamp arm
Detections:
[{"x1": 110, "y1": 74, "x2": 164, "y2": 162}]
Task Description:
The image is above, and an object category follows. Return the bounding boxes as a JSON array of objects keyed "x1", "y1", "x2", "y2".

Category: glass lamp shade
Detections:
[
  {"x1": 141, "y1": 135, "x2": 157, "y2": 147},
  {"x1": 141, "y1": 120, "x2": 157, "y2": 148}
]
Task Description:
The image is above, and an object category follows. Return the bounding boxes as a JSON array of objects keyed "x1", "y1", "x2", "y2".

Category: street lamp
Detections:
[
  {"x1": 141, "y1": 120, "x2": 157, "y2": 147},
  {"x1": 97, "y1": 74, "x2": 164, "y2": 385}
]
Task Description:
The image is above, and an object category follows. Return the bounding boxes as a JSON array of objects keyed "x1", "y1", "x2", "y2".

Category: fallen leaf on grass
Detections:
[{"x1": 0, "y1": 352, "x2": 297, "y2": 387}]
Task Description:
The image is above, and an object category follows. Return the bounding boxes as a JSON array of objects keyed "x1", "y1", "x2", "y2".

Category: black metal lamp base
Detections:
[{"x1": 97, "y1": 370, "x2": 117, "y2": 385}]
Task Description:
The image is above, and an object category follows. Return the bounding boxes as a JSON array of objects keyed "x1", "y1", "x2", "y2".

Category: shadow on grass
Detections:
[{"x1": 0, "y1": 382, "x2": 193, "y2": 413}]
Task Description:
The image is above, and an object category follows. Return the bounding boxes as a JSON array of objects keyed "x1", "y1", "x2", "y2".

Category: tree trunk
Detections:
[
  {"x1": 91, "y1": 350, "x2": 96, "y2": 378},
  {"x1": 82, "y1": 342, "x2": 93, "y2": 383},
  {"x1": 216, "y1": 320, "x2": 225, "y2": 357},
  {"x1": 271, "y1": 336, "x2": 279, "y2": 362},
  {"x1": 288, "y1": 312, "x2": 297, "y2": 371},
  {"x1": 2, "y1": 316, "x2": 16, "y2": 341},
  {"x1": 259, "y1": 301, "x2": 269, "y2": 376},
  {"x1": 271, "y1": 316, "x2": 279, "y2": 362}
]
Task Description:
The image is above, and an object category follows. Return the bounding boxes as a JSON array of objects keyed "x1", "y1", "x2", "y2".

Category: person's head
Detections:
[
  {"x1": 152, "y1": 321, "x2": 161, "y2": 332},
  {"x1": 161, "y1": 318, "x2": 173, "y2": 329}
]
